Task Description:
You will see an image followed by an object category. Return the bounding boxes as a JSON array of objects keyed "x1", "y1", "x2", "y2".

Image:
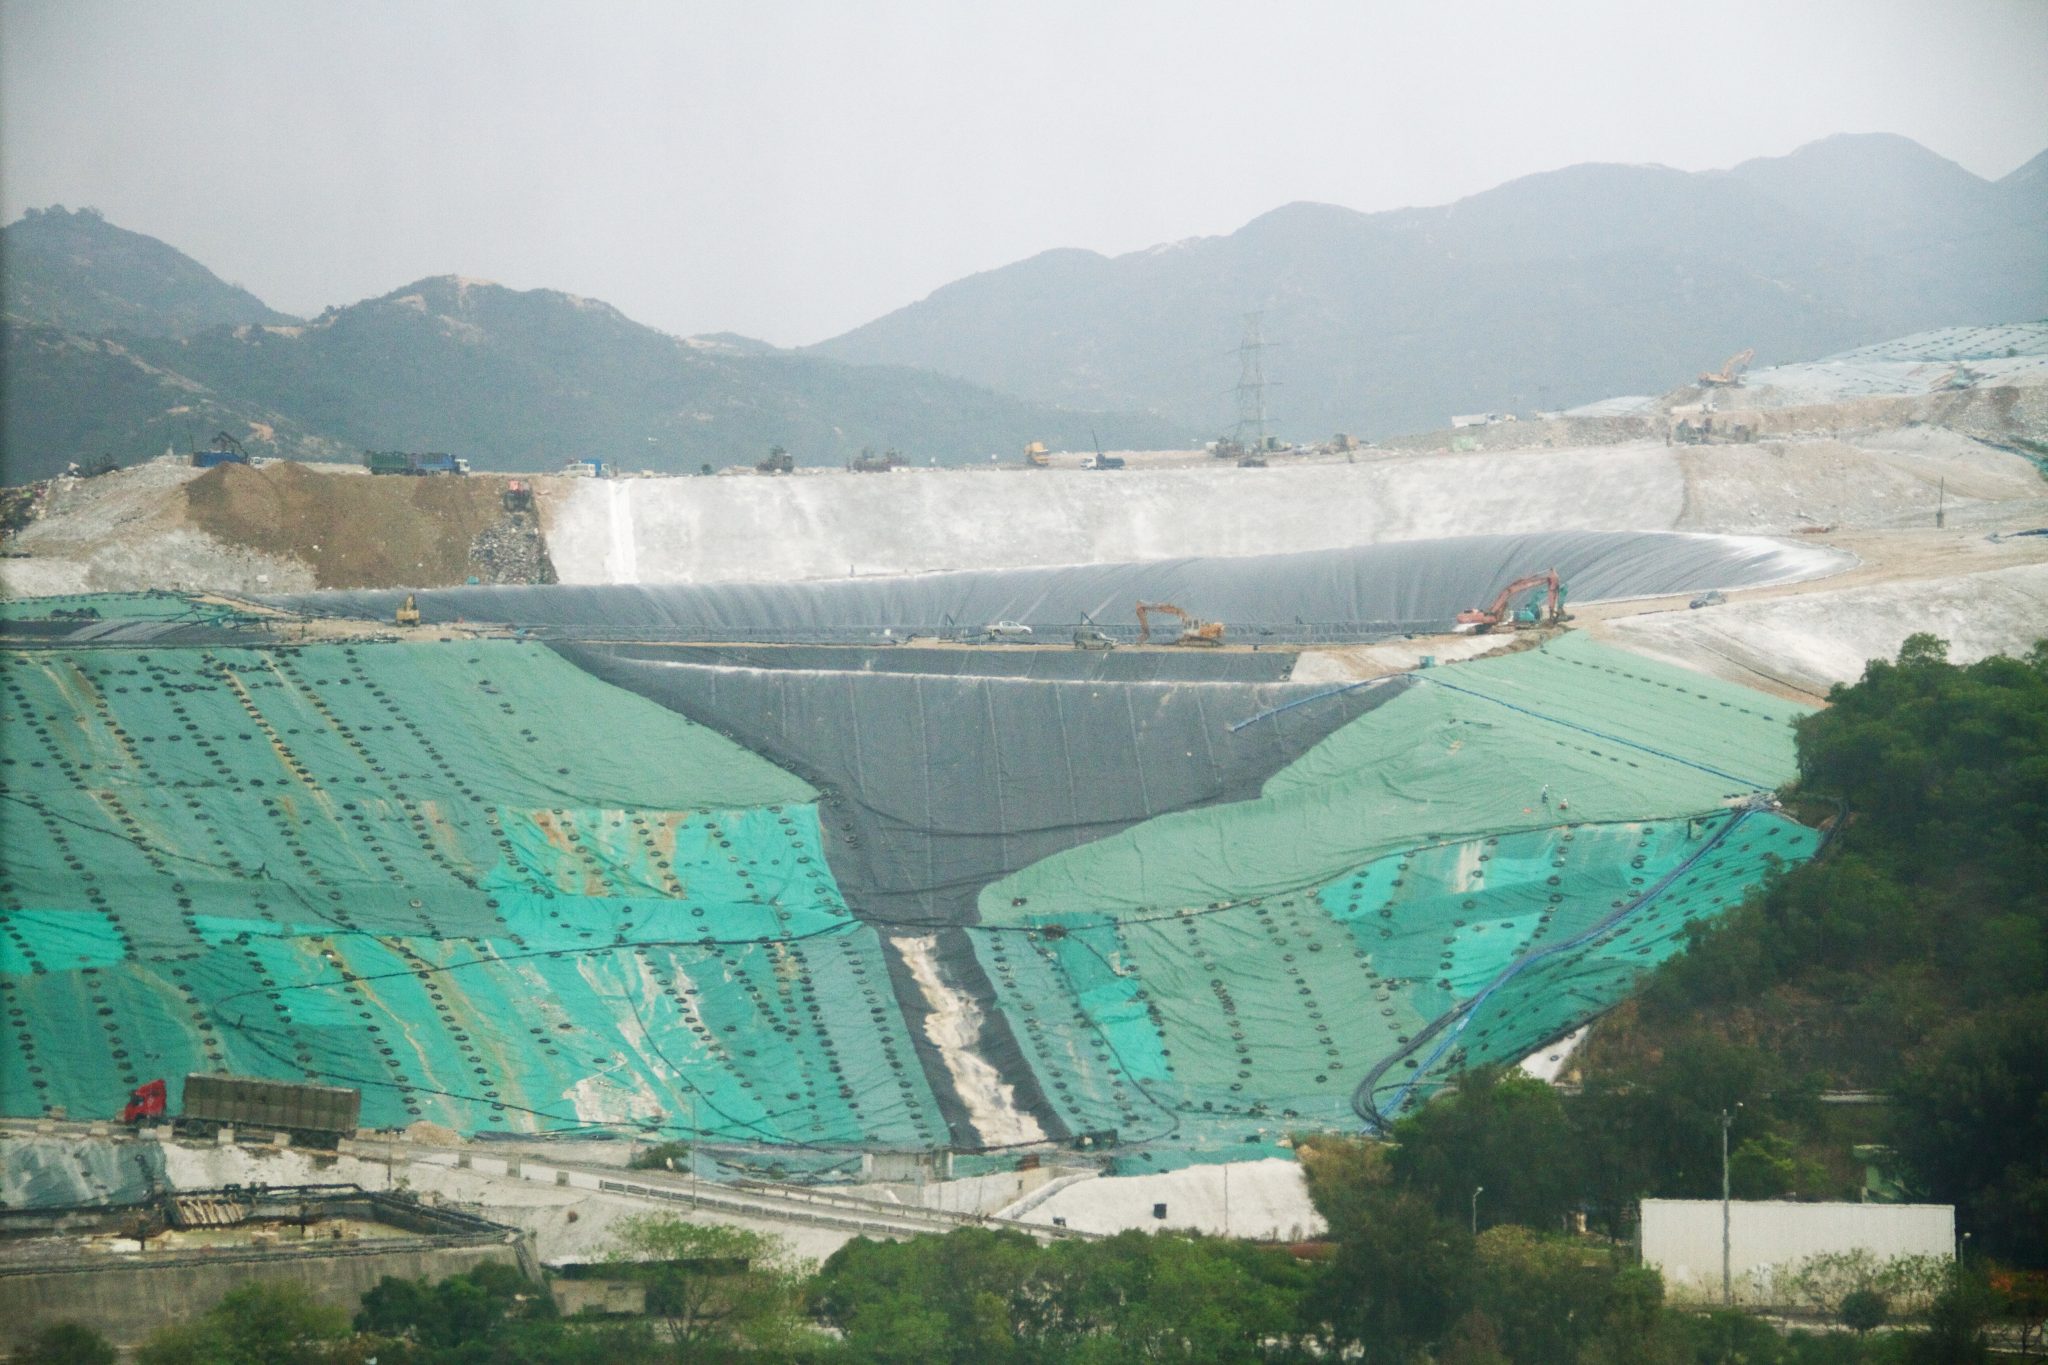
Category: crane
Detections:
[
  {"x1": 1455, "y1": 570, "x2": 1566, "y2": 633},
  {"x1": 1135, "y1": 601, "x2": 1225, "y2": 647},
  {"x1": 1698, "y1": 349, "x2": 1755, "y2": 387}
]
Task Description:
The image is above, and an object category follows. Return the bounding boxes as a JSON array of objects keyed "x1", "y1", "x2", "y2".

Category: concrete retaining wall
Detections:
[
  {"x1": 1641, "y1": 1199, "x2": 1953, "y2": 1305},
  {"x1": 0, "y1": 1235, "x2": 532, "y2": 1351}
]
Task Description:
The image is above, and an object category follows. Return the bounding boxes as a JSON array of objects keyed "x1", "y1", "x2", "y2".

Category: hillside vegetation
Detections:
[
  {"x1": 0, "y1": 216, "x2": 1182, "y2": 481},
  {"x1": 0, "y1": 206, "x2": 295, "y2": 337},
  {"x1": 1490, "y1": 636, "x2": 2048, "y2": 1269}
]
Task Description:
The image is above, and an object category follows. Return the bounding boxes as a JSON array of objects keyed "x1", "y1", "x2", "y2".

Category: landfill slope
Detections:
[
  {"x1": 183, "y1": 460, "x2": 545, "y2": 589},
  {"x1": 538, "y1": 428, "x2": 2041, "y2": 586},
  {"x1": 1603, "y1": 559, "x2": 2048, "y2": 698}
]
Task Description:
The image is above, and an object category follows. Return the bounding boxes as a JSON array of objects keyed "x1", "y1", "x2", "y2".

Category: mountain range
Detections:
[
  {"x1": 817, "y1": 133, "x2": 2048, "y2": 437},
  {"x1": 0, "y1": 212, "x2": 1182, "y2": 482},
  {"x1": 4, "y1": 132, "x2": 2044, "y2": 482}
]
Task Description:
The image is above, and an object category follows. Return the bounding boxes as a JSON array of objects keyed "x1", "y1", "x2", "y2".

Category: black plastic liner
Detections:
[
  {"x1": 267, "y1": 531, "x2": 1841, "y2": 645},
  {"x1": 581, "y1": 642, "x2": 1299, "y2": 682},
  {"x1": 554, "y1": 642, "x2": 1410, "y2": 1145}
]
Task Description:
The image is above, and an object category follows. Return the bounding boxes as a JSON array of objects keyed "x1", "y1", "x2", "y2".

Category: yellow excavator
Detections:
[
  {"x1": 1699, "y1": 348, "x2": 1755, "y2": 387},
  {"x1": 395, "y1": 593, "x2": 421, "y2": 627},
  {"x1": 1135, "y1": 601, "x2": 1225, "y2": 647}
]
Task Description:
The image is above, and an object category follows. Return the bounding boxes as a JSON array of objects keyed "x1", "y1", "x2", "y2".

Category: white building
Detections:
[{"x1": 1641, "y1": 1199, "x2": 1953, "y2": 1305}]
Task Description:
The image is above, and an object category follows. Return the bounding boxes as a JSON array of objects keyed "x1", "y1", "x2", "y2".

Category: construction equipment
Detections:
[
  {"x1": 1073, "y1": 614, "x2": 1116, "y2": 650},
  {"x1": 757, "y1": 445, "x2": 795, "y2": 475},
  {"x1": 1135, "y1": 601, "x2": 1225, "y2": 647},
  {"x1": 1083, "y1": 429, "x2": 1125, "y2": 470},
  {"x1": 850, "y1": 447, "x2": 905, "y2": 473},
  {"x1": 1698, "y1": 348, "x2": 1755, "y2": 388},
  {"x1": 502, "y1": 479, "x2": 534, "y2": 514},
  {"x1": 121, "y1": 1078, "x2": 168, "y2": 1124},
  {"x1": 368, "y1": 450, "x2": 469, "y2": 476},
  {"x1": 177, "y1": 1073, "x2": 362, "y2": 1147},
  {"x1": 1456, "y1": 570, "x2": 1566, "y2": 633},
  {"x1": 395, "y1": 593, "x2": 421, "y2": 626},
  {"x1": 193, "y1": 432, "x2": 251, "y2": 469},
  {"x1": 1024, "y1": 441, "x2": 1051, "y2": 469}
]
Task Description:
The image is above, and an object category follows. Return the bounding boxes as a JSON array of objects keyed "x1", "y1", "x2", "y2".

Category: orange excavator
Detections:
[
  {"x1": 1135, "y1": 601, "x2": 1225, "y2": 647},
  {"x1": 1699, "y1": 348, "x2": 1755, "y2": 387},
  {"x1": 1456, "y1": 570, "x2": 1567, "y2": 633}
]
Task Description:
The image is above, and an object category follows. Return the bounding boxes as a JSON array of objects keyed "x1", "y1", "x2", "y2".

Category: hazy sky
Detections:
[{"x1": 4, "y1": 0, "x2": 2045, "y2": 346}]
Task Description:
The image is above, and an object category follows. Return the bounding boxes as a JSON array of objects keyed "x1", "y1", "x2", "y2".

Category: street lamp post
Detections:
[
  {"x1": 1472, "y1": 1185, "x2": 1485, "y2": 1237},
  {"x1": 1721, "y1": 1106, "x2": 1740, "y2": 1306}
]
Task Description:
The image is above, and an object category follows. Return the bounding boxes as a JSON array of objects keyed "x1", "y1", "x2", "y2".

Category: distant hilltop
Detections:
[
  {"x1": 5, "y1": 132, "x2": 2046, "y2": 480},
  {"x1": 815, "y1": 133, "x2": 2048, "y2": 438}
]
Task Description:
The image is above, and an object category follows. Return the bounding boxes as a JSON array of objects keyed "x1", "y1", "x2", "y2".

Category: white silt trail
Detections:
[{"x1": 607, "y1": 479, "x2": 639, "y2": 584}]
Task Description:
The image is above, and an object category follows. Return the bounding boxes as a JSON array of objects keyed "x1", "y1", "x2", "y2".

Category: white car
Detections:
[{"x1": 985, "y1": 620, "x2": 1033, "y2": 639}]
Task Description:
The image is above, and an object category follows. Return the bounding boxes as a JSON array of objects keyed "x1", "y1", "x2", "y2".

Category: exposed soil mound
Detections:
[{"x1": 183, "y1": 461, "x2": 532, "y2": 589}]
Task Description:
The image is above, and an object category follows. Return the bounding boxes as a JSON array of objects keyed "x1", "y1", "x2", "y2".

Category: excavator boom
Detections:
[
  {"x1": 1456, "y1": 570, "x2": 1563, "y2": 631},
  {"x1": 1135, "y1": 600, "x2": 1225, "y2": 647}
]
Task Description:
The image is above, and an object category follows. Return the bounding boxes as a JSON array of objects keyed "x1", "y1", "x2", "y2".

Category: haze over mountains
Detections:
[
  {"x1": 3, "y1": 133, "x2": 2044, "y2": 481},
  {"x1": 821, "y1": 134, "x2": 2048, "y2": 436},
  {"x1": 0, "y1": 212, "x2": 1182, "y2": 482}
]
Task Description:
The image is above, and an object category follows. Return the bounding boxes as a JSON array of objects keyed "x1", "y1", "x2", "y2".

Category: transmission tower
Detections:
[{"x1": 1232, "y1": 312, "x2": 1270, "y2": 449}]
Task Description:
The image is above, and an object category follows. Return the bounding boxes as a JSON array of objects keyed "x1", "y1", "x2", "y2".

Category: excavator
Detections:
[
  {"x1": 1455, "y1": 570, "x2": 1567, "y2": 633},
  {"x1": 1698, "y1": 348, "x2": 1755, "y2": 387},
  {"x1": 1135, "y1": 601, "x2": 1225, "y2": 647},
  {"x1": 395, "y1": 593, "x2": 422, "y2": 627}
]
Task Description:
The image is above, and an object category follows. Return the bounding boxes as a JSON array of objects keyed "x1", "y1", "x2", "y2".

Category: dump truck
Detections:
[
  {"x1": 367, "y1": 450, "x2": 470, "y2": 476},
  {"x1": 153, "y1": 1074, "x2": 362, "y2": 1147}
]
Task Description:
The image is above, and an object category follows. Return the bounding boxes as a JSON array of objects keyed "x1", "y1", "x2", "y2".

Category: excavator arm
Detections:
[{"x1": 1457, "y1": 570, "x2": 1562, "y2": 629}]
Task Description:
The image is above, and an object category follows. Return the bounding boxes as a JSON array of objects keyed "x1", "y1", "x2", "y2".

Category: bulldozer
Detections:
[
  {"x1": 757, "y1": 446, "x2": 795, "y2": 475},
  {"x1": 1135, "y1": 601, "x2": 1224, "y2": 647},
  {"x1": 1455, "y1": 571, "x2": 1567, "y2": 633},
  {"x1": 1698, "y1": 348, "x2": 1755, "y2": 388},
  {"x1": 395, "y1": 593, "x2": 422, "y2": 627}
]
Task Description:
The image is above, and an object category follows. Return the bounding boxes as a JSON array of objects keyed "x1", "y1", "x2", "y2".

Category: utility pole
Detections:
[
  {"x1": 1472, "y1": 1185, "x2": 1485, "y2": 1237},
  {"x1": 1721, "y1": 1107, "x2": 1738, "y2": 1306}
]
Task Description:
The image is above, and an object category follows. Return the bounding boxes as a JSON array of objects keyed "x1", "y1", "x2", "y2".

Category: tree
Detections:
[
  {"x1": 354, "y1": 1260, "x2": 551, "y2": 1349},
  {"x1": 812, "y1": 1228, "x2": 1037, "y2": 1364},
  {"x1": 1306, "y1": 1186, "x2": 1474, "y2": 1363},
  {"x1": 135, "y1": 1281, "x2": 351, "y2": 1365},
  {"x1": 604, "y1": 1213, "x2": 812, "y2": 1357},
  {"x1": 1909, "y1": 1264, "x2": 2000, "y2": 1365},
  {"x1": 17, "y1": 1323, "x2": 115, "y2": 1365},
  {"x1": 1890, "y1": 995, "x2": 2048, "y2": 1265},
  {"x1": 1387, "y1": 1069, "x2": 1577, "y2": 1233},
  {"x1": 1839, "y1": 1287, "x2": 1888, "y2": 1337}
]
